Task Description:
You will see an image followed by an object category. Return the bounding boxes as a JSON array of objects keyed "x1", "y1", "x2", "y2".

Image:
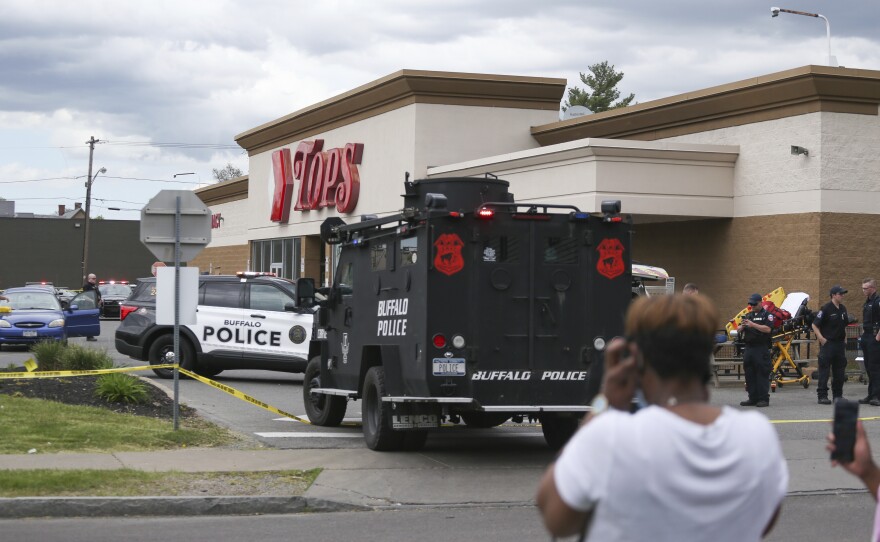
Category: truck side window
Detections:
[
  {"x1": 400, "y1": 237, "x2": 418, "y2": 266},
  {"x1": 481, "y1": 236, "x2": 520, "y2": 263},
  {"x1": 337, "y1": 262, "x2": 354, "y2": 296},
  {"x1": 544, "y1": 237, "x2": 578, "y2": 264},
  {"x1": 202, "y1": 282, "x2": 244, "y2": 308},
  {"x1": 371, "y1": 243, "x2": 387, "y2": 271},
  {"x1": 248, "y1": 284, "x2": 290, "y2": 312}
]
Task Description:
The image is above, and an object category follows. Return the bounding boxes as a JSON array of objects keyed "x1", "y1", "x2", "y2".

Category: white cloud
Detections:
[{"x1": 0, "y1": 0, "x2": 877, "y2": 218}]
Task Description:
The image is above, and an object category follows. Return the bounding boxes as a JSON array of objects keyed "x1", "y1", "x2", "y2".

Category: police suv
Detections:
[
  {"x1": 304, "y1": 176, "x2": 632, "y2": 451},
  {"x1": 115, "y1": 273, "x2": 318, "y2": 378}
]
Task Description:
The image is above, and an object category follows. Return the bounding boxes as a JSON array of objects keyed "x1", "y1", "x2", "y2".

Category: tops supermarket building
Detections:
[{"x1": 192, "y1": 65, "x2": 880, "y2": 317}]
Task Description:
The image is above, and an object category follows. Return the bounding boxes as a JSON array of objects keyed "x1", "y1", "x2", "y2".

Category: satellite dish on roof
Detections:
[{"x1": 562, "y1": 105, "x2": 592, "y2": 120}]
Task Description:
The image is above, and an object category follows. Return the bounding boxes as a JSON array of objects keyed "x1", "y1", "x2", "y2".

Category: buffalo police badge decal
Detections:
[
  {"x1": 434, "y1": 233, "x2": 465, "y2": 276},
  {"x1": 289, "y1": 325, "x2": 307, "y2": 344},
  {"x1": 596, "y1": 238, "x2": 625, "y2": 279}
]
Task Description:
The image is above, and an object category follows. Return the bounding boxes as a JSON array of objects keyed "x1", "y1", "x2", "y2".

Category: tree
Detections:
[
  {"x1": 212, "y1": 163, "x2": 244, "y2": 183},
  {"x1": 563, "y1": 61, "x2": 635, "y2": 113}
]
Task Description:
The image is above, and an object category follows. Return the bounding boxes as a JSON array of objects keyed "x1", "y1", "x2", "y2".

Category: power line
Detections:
[
  {"x1": 0, "y1": 141, "x2": 241, "y2": 151},
  {"x1": 0, "y1": 176, "x2": 76, "y2": 184},
  {"x1": 0, "y1": 175, "x2": 206, "y2": 185}
]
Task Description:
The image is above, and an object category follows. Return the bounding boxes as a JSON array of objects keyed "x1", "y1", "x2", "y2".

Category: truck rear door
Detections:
[{"x1": 471, "y1": 210, "x2": 629, "y2": 407}]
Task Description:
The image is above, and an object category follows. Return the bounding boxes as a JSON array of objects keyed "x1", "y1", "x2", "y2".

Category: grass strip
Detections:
[
  {"x1": 0, "y1": 395, "x2": 239, "y2": 454},
  {"x1": 0, "y1": 469, "x2": 321, "y2": 497}
]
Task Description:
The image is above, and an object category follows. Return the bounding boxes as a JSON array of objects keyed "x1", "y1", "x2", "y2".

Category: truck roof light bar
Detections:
[{"x1": 476, "y1": 202, "x2": 582, "y2": 216}]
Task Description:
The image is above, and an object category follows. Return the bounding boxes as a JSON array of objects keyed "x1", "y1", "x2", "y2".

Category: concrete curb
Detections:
[{"x1": 0, "y1": 496, "x2": 371, "y2": 519}]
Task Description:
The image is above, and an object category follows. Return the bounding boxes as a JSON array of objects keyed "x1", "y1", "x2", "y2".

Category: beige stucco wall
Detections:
[
  {"x1": 202, "y1": 198, "x2": 251, "y2": 248},
  {"x1": 427, "y1": 138, "x2": 739, "y2": 218},
  {"x1": 662, "y1": 111, "x2": 880, "y2": 217},
  {"x1": 245, "y1": 103, "x2": 562, "y2": 241}
]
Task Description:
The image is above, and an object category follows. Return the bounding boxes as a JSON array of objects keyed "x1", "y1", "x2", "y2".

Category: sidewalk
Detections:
[{"x1": 0, "y1": 446, "x2": 555, "y2": 518}]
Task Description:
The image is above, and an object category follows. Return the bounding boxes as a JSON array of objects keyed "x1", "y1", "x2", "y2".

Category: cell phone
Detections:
[{"x1": 831, "y1": 399, "x2": 859, "y2": 463}]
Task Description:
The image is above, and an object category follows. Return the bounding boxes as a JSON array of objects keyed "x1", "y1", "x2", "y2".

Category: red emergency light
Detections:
[{"x1": 477, "y1": 208, "x2": 494, "y2": 219}]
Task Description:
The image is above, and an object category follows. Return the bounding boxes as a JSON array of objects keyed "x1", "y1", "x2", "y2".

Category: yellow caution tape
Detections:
[
  {"x1": 177, "y1": 367, "x2": 315, "y2": 425},
  {"x1": 0, "y1": 362, "x2": 344, "y2": 428},
  {"x1": 771, "y1": 416, "x2": 880, "y2": 425},
  {"x1": 23, "y1": 358, "x2": 37, "y2": 372},
  {"x1": 0, "y1": 364, "x2": 176, "y2": 379}
]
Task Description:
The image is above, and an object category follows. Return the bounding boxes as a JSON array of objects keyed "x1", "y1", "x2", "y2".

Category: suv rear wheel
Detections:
[
  {"x1": 303, "y1": 356, "x2": 347, "y2": 426},
  {"x1": 148, "y1": 334, "x2": 195, "y2": 379}
]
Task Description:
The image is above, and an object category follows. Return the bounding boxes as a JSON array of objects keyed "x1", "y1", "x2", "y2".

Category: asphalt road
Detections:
[{"x1": 2, "y1": 493, "x2": 877, "y2": 542}]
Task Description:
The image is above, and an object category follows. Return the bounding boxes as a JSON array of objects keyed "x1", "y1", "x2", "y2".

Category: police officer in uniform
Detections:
[
  {"x1": 739, "y1": 293, "x2": 775, "y2": 407},
  {"x1": 860, "y1": 278, "x2": 880, "y2": 406},
  {"x1": 812, "y1": 285, "x2": 849, "y2": 405},
  {"x1": 82, "y1": 273, "x2": 102, "y2": 342}
]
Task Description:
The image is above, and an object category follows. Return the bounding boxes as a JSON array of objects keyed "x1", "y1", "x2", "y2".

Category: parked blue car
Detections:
[{"x1": 0, "y1": 287, "x2": 100, "y2": 345}]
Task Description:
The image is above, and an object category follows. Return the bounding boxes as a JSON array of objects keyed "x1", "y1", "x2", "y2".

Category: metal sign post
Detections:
[
  {"x1": 173, "y1": 195, "x2": 181, "y2": 430},
  {"x1": 140, "y1": 190, "x2": 211, "y2": 430}
]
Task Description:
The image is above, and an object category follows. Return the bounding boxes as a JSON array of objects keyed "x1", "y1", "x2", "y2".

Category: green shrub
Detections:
[
  {"x1": 31, "y1": 340, "x2": 68, "y2": 371},
  {"x1": 62, "y1": 345, "x2": 113, "y2": 371},
  {"x1": 95, "y1": 373, "x2": 149, "y2": 404}
]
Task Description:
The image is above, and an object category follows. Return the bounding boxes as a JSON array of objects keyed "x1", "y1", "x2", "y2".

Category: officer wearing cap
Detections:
[
  {"x1": 739, "y1": 293, "x2": 775, "y2": 407},
  {"x1": 860, "y1": 278, "x2": 880, "y2": 406},
  {"x1": 812, "y1": 285, "x2": 849, "y2": 405}
]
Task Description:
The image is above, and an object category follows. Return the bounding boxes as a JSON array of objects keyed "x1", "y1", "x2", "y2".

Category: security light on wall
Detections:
[{"x1": 791, "y1": 145, "x2": 809, "y2": 156}]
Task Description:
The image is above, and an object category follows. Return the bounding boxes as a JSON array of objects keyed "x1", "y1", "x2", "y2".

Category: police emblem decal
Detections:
[
  {"x1": 596, "y1": 238, "x2": 625, "y2": 279},
  {"x1": 434, "y1": 233, "x2": 465, "y2": 276},
  {"x1": 289, "y1": 325, "x2": 307, "y2": 344},
  {"x1": 341, "y1": 332, "x2": 350, "y2": 364}
]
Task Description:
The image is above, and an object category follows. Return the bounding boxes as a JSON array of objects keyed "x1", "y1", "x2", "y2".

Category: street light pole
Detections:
[
  {"x1": 771, "y1": 7, "x2": 834, "y2": 66},
  {"x1": 81, "y1": 136, "x2": 103, "y2": 282}
]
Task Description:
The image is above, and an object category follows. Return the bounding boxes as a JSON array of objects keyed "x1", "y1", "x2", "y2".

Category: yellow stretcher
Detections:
[
  {"x1": 769, "y1": 324, "x2": 811, "y2": 391},
  {"x1": 726, "y1": 287, "x2": 813, "y2": 392},
  {"x1": 725, "y1": 287, "x2": 786, "y2": 339}
]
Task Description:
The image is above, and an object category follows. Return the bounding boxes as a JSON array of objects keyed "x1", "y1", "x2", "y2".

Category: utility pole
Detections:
[{"x1": 81, "y1": 136, "x2": 101, "y2": 283}]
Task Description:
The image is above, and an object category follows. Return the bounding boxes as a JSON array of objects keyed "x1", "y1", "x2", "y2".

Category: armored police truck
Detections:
[{"x1": 304, "y1": 176, "x2": 632, "y2": 451}]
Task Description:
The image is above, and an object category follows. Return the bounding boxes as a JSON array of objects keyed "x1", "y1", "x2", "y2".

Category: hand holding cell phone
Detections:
[{"x1": 830, "y1": 399, "x2": 859, "y2": 463}]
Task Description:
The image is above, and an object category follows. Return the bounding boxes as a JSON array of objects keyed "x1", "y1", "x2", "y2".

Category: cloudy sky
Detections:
[{"x1": 1, "y1": 0, "x2": 877, "y2": 220}]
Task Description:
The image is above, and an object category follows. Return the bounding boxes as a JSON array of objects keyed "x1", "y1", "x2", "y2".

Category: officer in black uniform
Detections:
[
  {"x1": 812, "y1": 285, "x2": 849, "y2": 405},
  {"x1": 739, "y1": 293, "x2": 775, "y2": 407},
  {"x1": 860, "y1": 278, "x2": 880, "y2": 406},
  {"x1": 81, "y1": 273, "x2": 102, "y2": 342}
]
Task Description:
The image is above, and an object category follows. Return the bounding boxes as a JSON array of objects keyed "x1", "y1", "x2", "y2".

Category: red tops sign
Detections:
[{"x1": 270, "y1": 139, "x2": 364, "y2": 222}]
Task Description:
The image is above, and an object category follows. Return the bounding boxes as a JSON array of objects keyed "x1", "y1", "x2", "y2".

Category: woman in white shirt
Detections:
[{"x1": 537, "y1": 294, "x2": 788, "y2": 541}]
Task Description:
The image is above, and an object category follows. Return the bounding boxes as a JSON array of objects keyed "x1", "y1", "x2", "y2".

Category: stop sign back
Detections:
[{"x1": 140, "y1": 190, "x2": 211, "y2": 262}]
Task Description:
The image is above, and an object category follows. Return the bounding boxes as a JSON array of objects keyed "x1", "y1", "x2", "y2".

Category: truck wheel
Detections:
[
  {"x1": 303, "y1": 356, "x2": 347, "y2": 426},
  {"x1": 460, "y1": 412, "x2": 510, "y2": 428},
  {"x1": 362, "y1": 366, "x2": 404, "y2": 451},
  {"x1": 148, "y1": 335, "x2": 195, "y2": 379},
  {"x1": 540, "y1": 414, "x2": 580, "y2": 451}
]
